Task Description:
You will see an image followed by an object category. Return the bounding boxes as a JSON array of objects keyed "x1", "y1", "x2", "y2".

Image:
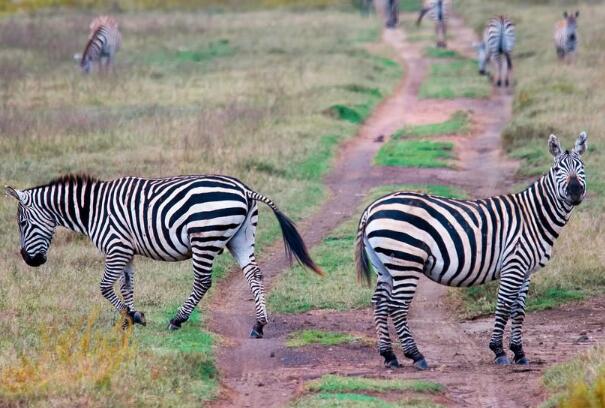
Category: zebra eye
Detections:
[{"x1": 19, "y1": 220, "x2": 27, "y2": 228}]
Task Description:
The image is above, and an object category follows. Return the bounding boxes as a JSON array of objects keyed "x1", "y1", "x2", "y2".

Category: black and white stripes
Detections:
[
  {"x1": 81, "y1": 16, "x2": 122, "y2": 74},
  {"x1": 356, "y1": 133, "x2": 587, "y2": 369},
  {"x1": 5, "y1": 174, "x2": 322, "y2": 335},
  {"x1": 417, "y1": 0, "x2": 449, "y2": 48},
  {"x1": 474, "y1": 16, "x2": 515, "y2": 87}
]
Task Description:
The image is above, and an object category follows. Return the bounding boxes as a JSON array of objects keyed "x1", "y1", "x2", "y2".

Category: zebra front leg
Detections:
[
  {"x1": 372, "y1": 283, "x2": 399, "y2": 368},
  {"x1": 489, "y1": 270, "x2": 526, "y2": 365},
  {"x1": 509, "y1": 277, "x2": 531, "y2": 365},
  {"x1": 119, "y1": 262, "x2": 146, "y2": 327},
  {"x1": 169, "y1": 241, "x2": 216, "y2": 330},
  {"x1": 101, "y1": 252, "x2": 143, "y2": 325}
]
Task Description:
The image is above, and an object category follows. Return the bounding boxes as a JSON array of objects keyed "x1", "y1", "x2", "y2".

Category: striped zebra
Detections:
[
  {"x1": 417, "y1": 0, "x2": 449, "y2": 48},
  {"x1": 356, "y1": 133, "x2": 587, "y2": 369},
  {"x1": 554, "y1": 11, "x2": 579, "y2": 61},
  {"x1": 80, "y1": 16, "x2": 121, "y2": 74},
  {"x1": 474, "y1": 16, "x2": 515, "y2": 87},
  {"x1": 5, "y1": 174, "x2": 322, "y2": 336}
]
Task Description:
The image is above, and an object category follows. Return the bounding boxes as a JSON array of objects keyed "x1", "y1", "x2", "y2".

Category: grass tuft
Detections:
[
  {"x1": 419, "y1": 59, "x2": 491, "y2": 99},
  {"x1": 292, "y1": 393, "x2": 443, "y2": 408},
  {"x1": 424, "y1": 47, "x2": 461, "y2": 59},
  {"x1": 307, "y1": 375, "x2": 443, "y2": 394},
  {"x1": 286, "y1": 330, "x2": 366, "y2": 348},
  {"x1": 375, "y1": 140, "x2": 453, "y2": 168},
  {"x1": 393, "y1": 111, "x2": 470, "y2": 139}
]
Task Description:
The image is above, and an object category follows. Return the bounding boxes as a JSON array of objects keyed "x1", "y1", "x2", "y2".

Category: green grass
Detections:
[
  {"x1": 268, "y1": 184, "x2": 465, "y2": 314},
  {"x1": 399, "y1": 0, "x2": 422, "y2": 12},
  {"x1": 424, "y1": 47, "x2": 461, "y2": 59},
  {"x1": 286, "y1": 330, "x2": 367, "y2": 348},
  {"x1": 375, "y1": 140, "x2": 454, "y2": 168},
  {"x1": 0, "y1": 7, "x2": 400, "y2": 407},
  {"x1": 393, "y1": 111, "x2": 470, "y2": 139},
  {"x1": 307, "y1": 375, "x2": 443, "y2": 394},
  {"x1": 419, "y1": 59, "x2": 491, "y2": 99},
  {"x1": 292, "y1": 393, "x2": 443, "y2": 408}
]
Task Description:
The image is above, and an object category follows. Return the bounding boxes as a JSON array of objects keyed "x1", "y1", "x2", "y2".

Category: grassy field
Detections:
[
  {"x1": 0, "y1": 5, "x2": 402, "y2": 406},
  {"x1": 269, "y1": 184, "x2": 464, "y2": 314},
  {"x1": 454, "y1": 0, "x2": 605, "y2": 402},
  {"x1": 375, "y1": 140, "x2": 454, "y2": 167}
]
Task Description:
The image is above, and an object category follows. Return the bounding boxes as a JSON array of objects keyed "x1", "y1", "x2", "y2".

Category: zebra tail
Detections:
[
  {"x1": 355, "y1": 210, "x2": 372, "y2": 287},
  {"x1": 247, "y1": 191, "x2": 323, "y2": 276},
  {"x1": 505, "y1": 51, "x2": 513, "y2": 70},
  {"x1": 417, "y1": 7, "x2": 430, "y2": 26}
]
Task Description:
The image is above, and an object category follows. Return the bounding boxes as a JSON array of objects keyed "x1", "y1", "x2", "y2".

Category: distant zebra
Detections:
[
  {"x1": 554, "y1": 11, "x2": 579, "y2": 61},
  {"x1": 80, "y1": 16, "x2": 122, "y2": 74},
  {"x1": 5, "y1": 174, "x2": 322, "y2": 336},
  {"x1": 417, "y1": 0, "x2": 449, "y2": 48},
  {"x1": 356, "y1": 133, "x2": 587, "y2": 369},
  {"x1": 474, "y1": 16, "x2": 515, "y2": 87}
]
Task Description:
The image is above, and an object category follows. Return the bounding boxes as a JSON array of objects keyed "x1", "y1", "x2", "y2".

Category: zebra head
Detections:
[
  {"x1": 473, "y1": 42, "x2": 488, "y2": 75},
  {"x1": 563, "y1": 11, "x2": 579, "y2": 43},
  {"x1": 80, "y1": 54, "x2": 92, "y2": 74},
  {"x1": 548, "y1": 132, "x2": 587, "y2": 207},
  {"x1": 4, "y1": 187, "x2": 57, "y2": 267}
]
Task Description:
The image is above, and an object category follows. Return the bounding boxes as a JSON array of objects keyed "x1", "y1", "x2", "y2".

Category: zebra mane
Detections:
[{"x1": 43, "y1": 174, "x2": 101, "y2": 188}]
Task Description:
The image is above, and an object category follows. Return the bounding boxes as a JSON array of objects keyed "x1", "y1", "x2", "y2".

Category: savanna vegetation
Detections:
[
  {"x1": 454, "y1": 0, "x2": 605, "y2": 403},
  {"x1": 0, "y1": 3, "x2": 402, "y2": 406}
]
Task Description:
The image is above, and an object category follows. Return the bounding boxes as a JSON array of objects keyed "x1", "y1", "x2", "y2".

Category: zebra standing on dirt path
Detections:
[
  {"x1": 474, "y1": 16, "x2": 515, "y2": 87},
  {"x1": 80, "y1": 16, "x2": 121, "y2": 74},
  {"x1": 554, "y1": 11, "x2": 579, "y2": 61},
  {"x1": 5, "y1": 174, "x2": 322, "y2": 336},
  {"x1": 417, "y1": 0, "x2": 449, "y2": 48},
  {"x1": 356, "y1": 133, "x2": 587, "y2": 370}
]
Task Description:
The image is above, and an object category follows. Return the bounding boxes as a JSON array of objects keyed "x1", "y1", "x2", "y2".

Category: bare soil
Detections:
[{"x1": 208, "y1": 14, "x2": 604, "y2": 408}]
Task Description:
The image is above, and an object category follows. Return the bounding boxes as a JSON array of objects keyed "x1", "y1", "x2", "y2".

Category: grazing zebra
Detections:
[
  {"x1": 474, "y1": 16, "x2": 515, "y2": 87},
  {"x1": 80, "y1": 16, "x2": 121, "y2": 74},
  {"x1": 417, "y1": 0, "x2": 449, "y2": 48},
  {"x1": 554, "y1": 11, "x2": 579, "y2": 61},
  {"x1": 356, "y1": 132, "x2": 587, "y2": 370},
  {"x1": 5, "y1": 174, "x2": 322, "y2": 336}
]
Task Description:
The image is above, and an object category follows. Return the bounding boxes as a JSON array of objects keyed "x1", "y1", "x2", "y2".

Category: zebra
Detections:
[
  {"x1": 80, "y1": 16, "x2": 121, "y2": 74},
  {"x1": 417, "y1": 0, "x2": 449, "y2": 48},
  {"x1": 474, "y1": 16, "x2": 515, "y2": 87},
  {"x1": 356, "y1": 132, "x2": 587, "y2": 370},
  {"x1": 5, "y1": 174, "x2": 322, "y2": 336},
  {"x1": 554, "y1": 11, "x2": 579, "y2": 61}
]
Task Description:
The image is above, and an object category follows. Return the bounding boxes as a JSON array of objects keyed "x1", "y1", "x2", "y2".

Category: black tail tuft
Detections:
[
  {"x1": 273, "y1": 210, "x2": 323, "y2": 276},
  {"x1": 417, "y1": 8, "x2": 429, "y2": 26},
  {"x1": 355, "y1": 211, "x2": 372, "y2": 287}
]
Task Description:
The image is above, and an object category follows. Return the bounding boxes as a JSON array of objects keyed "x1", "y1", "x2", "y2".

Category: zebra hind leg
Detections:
[
  {"x1": 169, "y1": 239, "x2": 217, "y2": 330},
  {"x1": 373, "y1": 284, "x2": 400, "y2": 368},
  {"x1": 227, "y1": 208, "x2": 268, "y2": 338},
  {"x1": 509, "y1": 278, "x2": 531, "y2": 365}
]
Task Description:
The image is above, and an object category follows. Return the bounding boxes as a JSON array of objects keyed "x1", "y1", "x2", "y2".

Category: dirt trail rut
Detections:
[{"x1": 208, "y1": 13, "x2": 602, "y2": 408}]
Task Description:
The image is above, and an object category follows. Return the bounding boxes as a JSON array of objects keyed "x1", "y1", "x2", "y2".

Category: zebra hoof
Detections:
[
  {"x1": 384, "y1": 358, "x2": 401, "y2": 369},
  {"x1": 168, "y1": 318, "x2": 182, "y2": 331},
  {"x1": 413, "y1": 358, "x2": 429, "y2": 370},
  {"x1": 515, "y1": 357, "x2": 529, "y2": 365},
  {"x1": 250, "y1": 324, "x2": 264, "y2": 338},
  {"x1": 132, "y1": 311, "x2": 146, "y2": 326},
  {"x1": 496, "y1": 80, "x2": 502, "y2": 87},
  {"x1": 495, "y1": 355, "x2": 511, "y2": 365}
]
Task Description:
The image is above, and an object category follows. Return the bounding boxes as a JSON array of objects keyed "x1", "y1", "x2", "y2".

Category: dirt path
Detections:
[{"x1": 208, "y1": 13, "x2": 602, "y2": 408}]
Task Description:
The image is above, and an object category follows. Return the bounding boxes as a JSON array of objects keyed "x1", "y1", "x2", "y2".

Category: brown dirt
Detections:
[{"x1": 207, "y1": 13, "x2": 604, "y2": 408}]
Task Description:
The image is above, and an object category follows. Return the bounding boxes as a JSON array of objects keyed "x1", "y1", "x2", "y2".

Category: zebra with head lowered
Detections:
[
  {"x1": 356, "y1": 133, "x2": 587, "y2": 370},
  {"x1": 554, "y1": 11, "x2": 579, "y2": 61},
  {"x1": 474, "y1": 16, "x2": 515, "y2": 87},
  {"x1": 5, "y1": 174, "x2": 322, "y2": 336},
  {"x1": 417, "y1": 0, "x2": 449, "y2": 48},
  {"x1": 80, "y1": 16, "x2": 121, "y2": 74}
]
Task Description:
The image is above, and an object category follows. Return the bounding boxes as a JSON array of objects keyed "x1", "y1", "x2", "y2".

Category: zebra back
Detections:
[{"x1": 484, "y1": 16, "x2": 515, "y2": 55}]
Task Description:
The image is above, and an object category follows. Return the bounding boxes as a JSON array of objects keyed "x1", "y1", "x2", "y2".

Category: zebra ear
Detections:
[
  {"x1": 548, "y1": 134, "x2": 562, "y2": 158},
  {"x1": 5, "y1": 186, "x2": 26, "y2": 202},
  {"x1": 573, "y1": 131, "x2": 588, "y2": 155}
]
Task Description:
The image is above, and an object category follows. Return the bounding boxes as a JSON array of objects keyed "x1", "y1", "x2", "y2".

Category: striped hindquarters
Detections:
[{"x1": 485, "y1": 16, "x2": 515, "y2": 55}]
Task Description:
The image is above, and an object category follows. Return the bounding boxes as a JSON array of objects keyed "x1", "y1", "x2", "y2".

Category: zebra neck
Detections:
[
  {"x1": 31, "y1": 179, "x2": 101, "y2": 236},
  {"x1": 516, "y1": 170, "x2": 574, "y2": 239}
]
